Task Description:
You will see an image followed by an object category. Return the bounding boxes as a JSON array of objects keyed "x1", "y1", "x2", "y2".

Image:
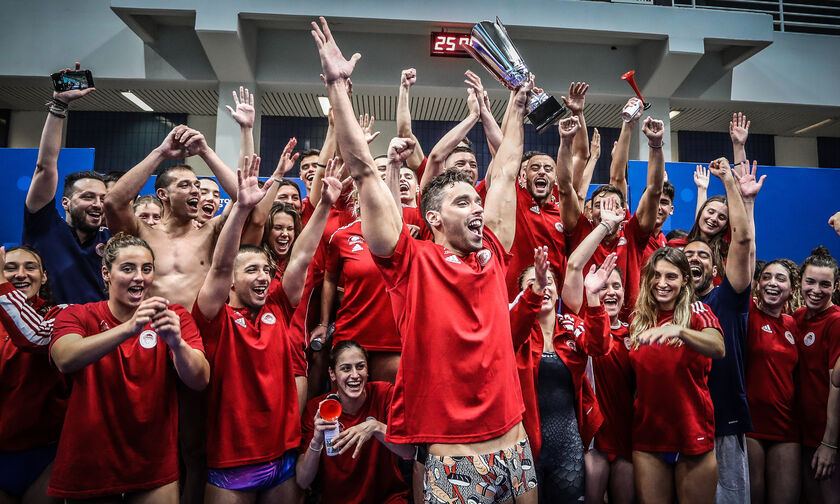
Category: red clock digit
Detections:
[{"x1": 434, "y1": 36, "x2": 446, "y2": 52}]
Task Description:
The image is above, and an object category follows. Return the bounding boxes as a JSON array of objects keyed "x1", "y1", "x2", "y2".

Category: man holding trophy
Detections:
[{"x1": 311, "y1": 15, "x2": 541, "y2": 504}]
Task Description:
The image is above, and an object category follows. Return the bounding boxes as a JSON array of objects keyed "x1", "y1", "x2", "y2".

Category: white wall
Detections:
[{"x1": 774, "y1": 136, "x2": 819, "y2": 168}]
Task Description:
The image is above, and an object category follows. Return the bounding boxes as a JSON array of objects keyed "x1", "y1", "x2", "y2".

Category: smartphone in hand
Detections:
[{"x1": 51, "y1": 70, "x2": 95, "y2": 92}]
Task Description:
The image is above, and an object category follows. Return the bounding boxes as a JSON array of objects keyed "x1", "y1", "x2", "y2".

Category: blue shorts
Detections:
[
  {"x1": 0, "y1": 444, "x2": 57, "y2": 497},
  {"x1": 207, "y1": 450, "x2": 297, "y2": 492},
  {"x1": 659, "y1": 451, "x2": 680, "y2": 465}
]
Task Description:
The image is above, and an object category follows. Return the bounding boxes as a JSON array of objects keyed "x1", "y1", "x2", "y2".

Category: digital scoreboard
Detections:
[{"x1": 430, "y1": 32, "x2": 472, "y2": 58}]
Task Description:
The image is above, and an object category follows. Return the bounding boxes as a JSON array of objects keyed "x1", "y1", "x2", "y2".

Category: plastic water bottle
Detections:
[{"x1": 320, "y1": 394, "x2": 342, "y2": 456}]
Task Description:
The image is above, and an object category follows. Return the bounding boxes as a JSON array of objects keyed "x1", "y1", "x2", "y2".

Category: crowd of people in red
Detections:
[{"x1": 2, "y1": 17, "x2": 840, "y2": 504}]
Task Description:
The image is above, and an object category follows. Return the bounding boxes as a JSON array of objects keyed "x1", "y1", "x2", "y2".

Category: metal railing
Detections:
[{"x1": 670, "y1": 0, "x2": 840, "y2": 35}]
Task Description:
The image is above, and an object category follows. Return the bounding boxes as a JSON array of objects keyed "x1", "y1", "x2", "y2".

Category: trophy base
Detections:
[{"x1": 528, "y1": 96, "x2": 566, "y2": 134}]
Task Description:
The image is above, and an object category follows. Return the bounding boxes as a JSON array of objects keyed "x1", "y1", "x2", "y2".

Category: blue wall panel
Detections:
[{"x1": 628, "y1": 160, "x2": 840, "y2": 263}]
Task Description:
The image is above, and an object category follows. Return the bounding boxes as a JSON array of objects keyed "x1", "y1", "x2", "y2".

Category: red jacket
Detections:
[{"x1": 509, "y1": 288, "x2": 610, "y2": 460}]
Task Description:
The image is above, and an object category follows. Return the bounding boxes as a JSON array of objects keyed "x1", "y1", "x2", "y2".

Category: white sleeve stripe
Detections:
[
  {"x1": 0, "y1": 291, "x2": 51, "y2": 346},
  {"x1": 10, "y1": 290, "x2": 42, "y2": 330}
]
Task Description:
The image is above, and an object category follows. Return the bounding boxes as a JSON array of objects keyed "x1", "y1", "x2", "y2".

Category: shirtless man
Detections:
[{"x1": 103, "y1": 125, "x2": 236, "y2": 309}]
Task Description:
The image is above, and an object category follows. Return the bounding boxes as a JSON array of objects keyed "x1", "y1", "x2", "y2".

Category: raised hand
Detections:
[
  {"x1": 128, "y1": 297, "x2": 169, "y2": 333},
  {"x1": 151, "y1": 308, "x2": 183, "y2": 349},
  {"x1": 359, "y1": 114, "x2": 380, "y2": 144},
  {"x1": 320, "y1": 157, "x2": 343, "y2": 207},
  {"x1": 729, "y1": 112, "x2": 750, "y2": 146},
  {"x1": 53, "y1": 62, "x2": 96, "y2": 103},
  {"x1": 156, "y1": 127, "x2": 186, "y2": 159},
  {"x1": 561, "y1": 81, "x2": 589, "y2": 115},
  {"x1": 558, "y1": 115, "x2": 581, "y2": 140},
  {"x1": 311, "y1": 17, "x2": 361, "y2": 84},
  {"x1": 175, "y1": 126, "x2": 209, "y2": 157},
  {"x1": 464, "y1": 70, "x2": 488, "y2": 111},
  {"x1": 641, "y1": 117, "x2": 664, "y2": 145},
  {"x1": 225, "y1": 86, "x2": 255, "y2": 128},
  {"x1": 401, "y1": 68, "x2": 417, "y2": 88},
  {"x1": 829, "y1": 211, "x2": 840, "y2": 237},
  {"x1": 584, "y1": 252, "x2": 617, "y2": 296},
  {"x1": 733, "y1": 160, "x2": 766, "y2": 200},
  {"x1": 532, "y1": 246, "x2": 550, "y2": 294},
  {"x1": 708, "y1": 157, "x2": 733, "y2": 180},
  {"x1": 590, "y1": 128, "x2": 601, "y2": 160},
  {"x1": 466, "y1": 88, "x2": 480, "y2": 118},
  {"x1": 599, "y1": 198, "x2": 624, "y2": 234},
  {"x1": 274, "y1": 137, "x2": 300, "y2": 178},
  {"x1": 387, "y1": 137, "x2": 416, "y2": 165},
  {"x1": 622, "y1": 97, "x2": 642, "y2": 124},
  {"x1": 237, "y1": 154, "x2": 272, "y2": 209},
  {"x1": 694, "y1": 165, "x2": 710, "y2": 190},
  {"x1": 513, "y1": 74, "x2": 535, "y2": 111}
]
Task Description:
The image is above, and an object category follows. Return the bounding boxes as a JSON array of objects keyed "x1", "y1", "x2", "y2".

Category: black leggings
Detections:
[{"x1": 535, "y1": 352, "x2": 584, "y2": 503}]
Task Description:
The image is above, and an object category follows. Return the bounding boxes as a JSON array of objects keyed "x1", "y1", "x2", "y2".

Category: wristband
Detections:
[
  {"x1": 821, "y1": 441, "x2": 838, "y2": 450},
  {"x1": 648, "y1": 141, "x2": 664, "y2": 149},
  {"x1": 733, "y1": 160, "x2": 747, "y2": 166},
  {"x1": 317, "y1": 323, "x2": 329, "y2": 328},
  {"x1": 309, "y1": 441, "x2": 324, "y2": 452},
  {"x1": 273, "y1": 176, "x2": 283, "y2": 184},
  {"x1": 599, "y1": 221, "x2": 614, "y2": 234}
]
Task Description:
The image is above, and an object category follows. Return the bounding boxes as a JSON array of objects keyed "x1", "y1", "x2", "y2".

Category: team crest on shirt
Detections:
[
  {"x1": 555, "y1": 222, "x2": 564, "y2": 233},
  {"x1": 261, "y1": 313, "x2": 276, "y2": 325},
  {"x1": 95, "y1": 242, "x2": 105, "y2": 257},
  {"x1": 804, "y1": 332, "x2": 816, "y2": 347},
  {"x1": 99, "y1": 320, "x2": 110, "y2": 331},
  {"x1": 139, "y1": 330, "x2": 157, "y2": 349},
  {"x1": 785, "y1": 331, "x2": 795, "y2": 345},
  {"x1": 565, "y1": 339, "x2": 576, "y2": 351},
  {"x1": 477, "y1": 249, "x2": 492, "y2": 267}
]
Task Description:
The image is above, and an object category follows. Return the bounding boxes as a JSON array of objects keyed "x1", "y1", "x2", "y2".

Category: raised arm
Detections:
[
  {"x1": 283, "y1": 158, "x2": 344, "y2": 305},
  {"x1": 311, "y1": 17, "x2": 402, "y2": 256},
  {"x1": 734, "y1": 160, "x2": 766, "y2": 282},
  {"x1": 385, "y1": 138, "x2": 415, "y2": 207},
  {"x1": 634, "y1": 117, "x2": 666, "y2": 234},
  {"x1": 555, "y1": 116, "x2": 583, "y2": 233},
  {"x1": 419, "y1": 87, "x2": 480, "y2": 191},
  {"x1": 562, "y1": 82, "x2": 591, "y2": 189},
  {"x1": 397, "y1": 68, "x2": 425, "y2": 171},
  {"x1": 483, "y1": 79, "x2": 529, "y2": 252},
  {"x1": 708, "y1": 157, "x2": 753, "y2": 292},
  {"x1": 693, "y1": 165, "x2": 710, "y2": 218},
  {"x1": 225, "y1": 86, "x2": 256, "y2": 172},
  {"x1": 575, "y1": 128, "x2": 600, "y2": 205},
  {"x1": 509, "y1": 248, "x2": 547, "y2": 349},
  {"x1": 577, "y1": 256, "x2": 618, "y2": 357},
  {"x1": 179, "y1": 128, "x2": 238, "y2": 202},
  {"x1": 240, "y1": 138, "x2": 298, "y2": 246},
  {"x1": 465, "y1": 70, "x2": 502, "y2": 155},
  {"x1": 104, "y1": 127, "x2": 187, "y2": 235},
  {"x1": 729, "y1": 112, "x2": 750, "y2": 178},
  {"x1": 309, "y1": 111, "x2": 338, "y2": 207},
  {"x1": 561, "y1": 203, "x2": 623, "y2": 314},
  {"x1": 27, "y1": 62, "x2": 96, "y2": 213},
  {"x1": 829, "y1": 211, "x2": 840, "y2": 238},
  {"x1": 609, "y1": 97, "x2": 641, "y2": 199},
  {"x1": 196, "y1": 155, "x2": 274, "y2": 320}
]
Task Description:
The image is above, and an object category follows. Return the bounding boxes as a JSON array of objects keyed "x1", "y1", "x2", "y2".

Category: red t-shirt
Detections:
[
  {"x1": 401, "y1": 206, "x2": 433, "y2": 241},
  {"x1": 0, "y1": 286, "x2": 66, "y2": 451},
  {"x1": 746, "y1": 299, "x2": 799, "y2": 442},
  {"x1": 192, "y1": 289, "x2": 300, "y2": 469},
  {"x1": 642, "y1": 230, "x2": 667, "y2": 266},
  {"x1": 505, "y1": 185, "x2": 568, "y2": 301},
  {"x1": 592, "y1": 322, "x2": 634, "y2": 460},
  {"x1": 48, "y1": 302, "x2": 203, "y2": 499},
  {"x1": 301, "y1": 197, "x2": 315, "y2": 226},
  {"x1": 567, "y1": 210, "x2": 650, "y2": 317},
  {"x1": 372, "y1": 225, "x2": 523, "y2": 443},
  {"x1": 629, "y1": 302, "x2": 722, "y2": 455},
  {"x1": 325, "y1": 220, "x2": 400, "y2": 352},
  {"x1": 508, "y1": 287, "x2": 610, "y2": 459},
  {"x1": 794, "y1": 305, "x2": 840, "y2": 447},
  {"x1": 300, "y1": 382, "x2": 409, "y2": 504}
]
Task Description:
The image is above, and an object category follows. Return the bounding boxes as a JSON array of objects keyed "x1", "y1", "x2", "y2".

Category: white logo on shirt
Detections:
[
  {"x1": 235, "y1": 317, "x2": 247, "y2": 328},
  {"x1": 261, "y1": 313, "x2": 276, "y2": 325},
  {"x1": 761, "y1": 324, "x2": 773, "y2": 334},
  {"x1": 566, "y1": 339, "x2": 577, "y2": 351},
  {"x1": 95, "y1": 242, "x2": 105, "y2": 257},
  {"x1": 444, "y1": 255, "x2": 461, "y2": 264},
  {"x1": 804, "y1": 332, "x2": 816, "y2": 347},
  {"x1": 785, "y1": 331, "x2": 795, "y2": 345},
  {"x1": 139, "y1": 330, "x2": 157, "y2": 349},
  {"x1": 348, "y1": 235, "x2": 364, "y2": 245},
  {"x1": 99, "y1": 320, "x2": 110, "y2": 331},
  {"x1": 351, "y1": 244, "x2": 364, "y2": 252},
  {"x1": 555, "y1": 222, "x2": 564, "y2": 233},
  {"x1": 617, "y1": 237, "x2": 627, "y2": 246},
  {"x1": 477, "y1": 249, "x2": 492, "y2": 267},
  {"x1": 529, "y1": 205, "x2": 540, "y2": 214}
]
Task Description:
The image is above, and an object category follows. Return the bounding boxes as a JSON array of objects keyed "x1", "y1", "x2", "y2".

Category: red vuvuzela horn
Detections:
[{"x1": 621, "y1": 70, "x2": 651, "y2": 110}]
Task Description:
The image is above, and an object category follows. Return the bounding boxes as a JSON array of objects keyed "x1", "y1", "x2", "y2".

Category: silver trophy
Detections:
[{"x1": 463, "y1": 17, "x2": 565, "y2": 134}]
